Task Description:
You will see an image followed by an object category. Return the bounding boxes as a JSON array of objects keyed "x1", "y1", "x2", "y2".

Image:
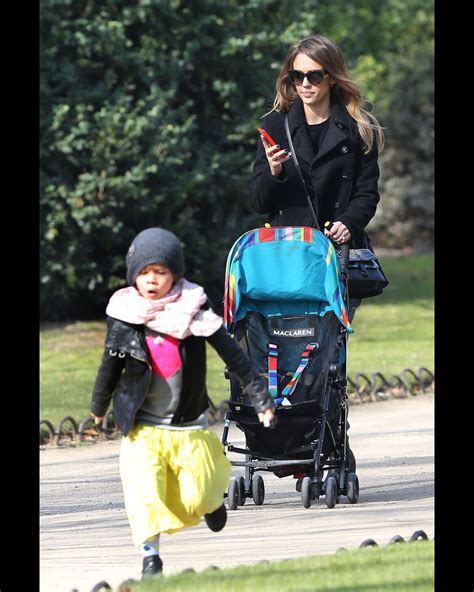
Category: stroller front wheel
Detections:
[
  {"x1": 252, "y1": 474, "x2": 265, "y2": 505},
  {"x1": 227, "y1": 478, "x2": 240, "y2": 511},
  {"x1": 301, "y1": 476, "x2": 312, "y2": 508},
  {"x1": 237, "y1": 475, "x2": 246, "y2": 505},
  {"x1": 325, "y1": 476, "x2": 338, "y2": 509}
]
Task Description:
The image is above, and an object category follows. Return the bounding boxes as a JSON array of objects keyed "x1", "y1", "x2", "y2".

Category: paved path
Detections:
[{"x1": 40, "y1": 394, "x2": 434, "y2": 592}]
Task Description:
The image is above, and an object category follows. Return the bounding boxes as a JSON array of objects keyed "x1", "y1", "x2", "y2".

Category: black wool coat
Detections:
[{"x1": 249, "y1": 97, "x2": 380, "y2": 247}]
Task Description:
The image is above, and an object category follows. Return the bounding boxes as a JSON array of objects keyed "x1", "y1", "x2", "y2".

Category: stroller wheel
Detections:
[
  {"x1": 227, "y1": 478, "x2": 239, "y2": 510},
  {"x1": 301, "y1": 477, "x2": 312, "y2": 508},
  {"x1": 346, "y1": 473, "x2": 359, "y2": 504},
  {"x1": 252, "y1": 474, "x2": 265, "y2": 506},
  {"x1": 237, "y1": 476, "x2": 246, "y2": 505},
  {"x1": 325, "y1": 476, "x2": 338, "y2": 509}
]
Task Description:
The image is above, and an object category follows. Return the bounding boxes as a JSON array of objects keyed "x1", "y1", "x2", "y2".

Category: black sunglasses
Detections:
[{"x1": 288, "y1": 69, "x2": 328, "y2": 86}]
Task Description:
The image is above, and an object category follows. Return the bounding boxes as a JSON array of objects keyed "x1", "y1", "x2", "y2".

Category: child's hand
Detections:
[{"x1": 258, "y1": 407, "x2": 277, "y2": 428}]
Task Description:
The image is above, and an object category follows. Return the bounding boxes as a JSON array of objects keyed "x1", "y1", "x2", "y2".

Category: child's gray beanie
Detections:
[{"x1": 125, "y1": 227, "x2": 185, "y2": 285}]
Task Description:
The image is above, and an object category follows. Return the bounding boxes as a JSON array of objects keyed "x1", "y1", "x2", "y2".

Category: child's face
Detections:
[{"x1": 135, "y1": 264, "x2": 175, "y2": 300}]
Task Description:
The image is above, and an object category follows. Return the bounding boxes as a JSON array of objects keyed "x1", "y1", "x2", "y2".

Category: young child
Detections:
[{"x1": 90, "y1": 227, "x2": 275, "y2": 578}]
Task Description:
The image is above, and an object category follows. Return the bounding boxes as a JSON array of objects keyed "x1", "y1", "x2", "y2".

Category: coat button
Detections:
[
  {"x1": 341, "y1": 146, "x2": 348, "y2": 153},
  {"x1": 342, "y1": 174, "x2": 349, "y2": 179},
  {"x1": 336, "y1": 122, "x2": 343, "y2": 129},
  {"x1": 278, "y1": 210, "x2": 283, "y2": 215},
  {"x1": 131, "y1": 340, "x2": 136, "y2": 346}
]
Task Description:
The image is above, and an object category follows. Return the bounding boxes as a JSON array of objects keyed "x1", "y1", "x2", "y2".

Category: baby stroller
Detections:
[{"x1": 221, "y1": 226, "x2": 359, "y2": 509}]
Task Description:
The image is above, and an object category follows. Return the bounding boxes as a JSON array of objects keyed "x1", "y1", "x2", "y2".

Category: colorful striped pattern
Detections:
[
  {"x1": 267, "y1": 343, "x2": 279, "y2": 398},
  {"x1": 281, "y1": 342, "x2": 318, "y2": 397}
]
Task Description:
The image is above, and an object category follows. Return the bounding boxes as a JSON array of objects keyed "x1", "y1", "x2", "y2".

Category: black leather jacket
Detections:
[{"x1": 91, "y1": 314, "x2": 273, "y2": 436}]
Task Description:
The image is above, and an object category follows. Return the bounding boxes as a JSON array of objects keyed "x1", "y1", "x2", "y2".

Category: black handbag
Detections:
[
  {"x1": 284, "y1": 114, "x2": 389, "y2": 299},
  {"x1": 343, "y1": 233, "x2": 389, "y2": 299}
]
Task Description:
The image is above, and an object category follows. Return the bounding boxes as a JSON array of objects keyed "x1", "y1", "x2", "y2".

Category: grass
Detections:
[
  {"x1": 40, "y1": 321, "x2": 106, "y2": 423},
  {"x1": 129, "y1": 540, "x2": 434, "y2": 591},
  {"x1": 40, "y1": 253, "x2": 433, "y2": 427},
  {"x1": 347, "y1": 252, "x2": 434, "y2": 377}
]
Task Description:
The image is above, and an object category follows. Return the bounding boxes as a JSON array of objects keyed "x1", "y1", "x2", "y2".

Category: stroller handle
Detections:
[
  {"x1": 324, "y1": 220, "x2": 350, "y2": 281},
  {"x1": 339, "y1": 243, "x2": 350, "y2": 281}
]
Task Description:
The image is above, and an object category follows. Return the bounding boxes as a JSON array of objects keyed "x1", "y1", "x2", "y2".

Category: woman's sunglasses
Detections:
[{"x1": 288, "y1": 69, "x2": 328, "y2": 86}]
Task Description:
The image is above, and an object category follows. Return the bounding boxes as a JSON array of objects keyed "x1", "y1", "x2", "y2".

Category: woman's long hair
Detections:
[{"x1": 270, "y1": 35, "x2": 385, "y2": 153}]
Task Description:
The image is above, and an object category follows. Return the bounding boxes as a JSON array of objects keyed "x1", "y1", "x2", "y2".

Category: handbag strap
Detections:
[{"x1": 284, "y1": 114, "x2": 320, "y2": 230}]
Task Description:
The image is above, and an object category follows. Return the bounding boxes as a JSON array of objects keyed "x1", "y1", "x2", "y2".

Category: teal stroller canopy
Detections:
[{"x1": 223, "y1": 226, "x2": 353, "y2": 333}]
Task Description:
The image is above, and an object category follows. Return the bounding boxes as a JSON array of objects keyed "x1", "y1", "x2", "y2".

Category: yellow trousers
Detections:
[{"x1": 119, "y1": 424, "x2": 231, "y2": 546}]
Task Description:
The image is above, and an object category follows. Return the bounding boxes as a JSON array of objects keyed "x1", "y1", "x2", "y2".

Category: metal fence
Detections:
[{"x1": 40, "y1": 367, "x2": 434, "y2": 447}]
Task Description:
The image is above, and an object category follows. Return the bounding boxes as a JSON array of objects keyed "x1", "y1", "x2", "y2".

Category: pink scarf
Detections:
[{"x1": 106, "y1": 278, "x2": 223, "y2": 339}]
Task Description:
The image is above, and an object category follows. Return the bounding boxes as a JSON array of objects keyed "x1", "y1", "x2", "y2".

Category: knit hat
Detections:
[{"x1": 125, "y1": 228, "x2": 185, "y2": 285}]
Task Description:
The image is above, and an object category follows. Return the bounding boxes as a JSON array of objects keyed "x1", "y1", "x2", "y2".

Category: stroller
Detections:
[{"x1": 221, "y1": 226, "x2": 359, "y2": 509}]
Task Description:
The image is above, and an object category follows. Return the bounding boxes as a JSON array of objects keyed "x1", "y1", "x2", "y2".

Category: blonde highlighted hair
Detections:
[{"x1": 269, "y1": 35, "x2": 385, "y2": 153}]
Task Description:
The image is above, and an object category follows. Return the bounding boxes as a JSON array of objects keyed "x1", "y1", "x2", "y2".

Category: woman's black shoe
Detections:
[
  {"x1": 204, "y1": 503, "x2": 227, "y2": 532},
  {"x1": 142, "y1": 555, "x2": 163, "y2": 578}
]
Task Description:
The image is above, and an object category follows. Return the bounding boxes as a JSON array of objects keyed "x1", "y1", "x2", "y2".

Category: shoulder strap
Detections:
[
  {"x1": 281, "y1": 342, "x2": 318, "y2": 397},
  {"x1": 267, "y1": 342, "x2": 283, "y2": 405},
  {"x1": 284, "y1": 114, "x2": 320, "y2": 230}
]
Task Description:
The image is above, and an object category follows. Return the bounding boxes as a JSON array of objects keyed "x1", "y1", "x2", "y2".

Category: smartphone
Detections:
[{"x1": 257, "y1": 127, "x2": 278, "y2": 146}]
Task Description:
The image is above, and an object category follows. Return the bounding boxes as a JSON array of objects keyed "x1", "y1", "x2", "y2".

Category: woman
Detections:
[{"x1": 249, "y1": 34, "x2": 385, "y2": 252}]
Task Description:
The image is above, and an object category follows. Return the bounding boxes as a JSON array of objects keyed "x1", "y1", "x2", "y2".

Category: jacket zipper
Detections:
[{"x1": 129, "y1": 352, "x2": 152, "y2": 426}]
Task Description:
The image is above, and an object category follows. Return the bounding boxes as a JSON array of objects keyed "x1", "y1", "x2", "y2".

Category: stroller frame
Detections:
[{"x1": 221, "y1": 227, "x2": 358, "y2": 509}]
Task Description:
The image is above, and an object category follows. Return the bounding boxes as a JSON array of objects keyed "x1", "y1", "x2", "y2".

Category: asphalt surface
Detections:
[{"x1": 40, "y1": 394, "x2": 434, "y2": 592}]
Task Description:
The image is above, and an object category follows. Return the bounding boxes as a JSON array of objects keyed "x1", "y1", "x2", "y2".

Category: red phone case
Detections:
[{"x1": 257, "y1": 127, "x2": 277, "y2": 146}]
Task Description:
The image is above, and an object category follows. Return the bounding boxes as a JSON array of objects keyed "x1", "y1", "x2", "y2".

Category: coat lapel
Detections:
[
  {"x1": 312, "y1": 102, "x2": 353, "y2": 164},
  {"x1": 312, "y1": 122, "x2": 348, "y2": 163},
  {"x1": 287, "y1": 99, "x2": 353, "y2": 166}
]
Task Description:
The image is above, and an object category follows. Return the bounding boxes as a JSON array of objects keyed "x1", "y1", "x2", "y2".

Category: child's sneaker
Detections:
[
  {"x1": 142, "y1": 555, "x2": 163, "y2": 578},
  {"x1": 204, "y1": 503, "x2": 227, "y2": 532}
]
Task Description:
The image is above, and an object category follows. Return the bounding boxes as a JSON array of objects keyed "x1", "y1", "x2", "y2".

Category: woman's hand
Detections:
[
  {"x1": 324, "y1": 221, "x2": 351, "y2": 244},
  {"x1": 258, "y1": 407, "x2": 277, "y2": 428},
  {"x1": 261, "y1": 135, "x2": 292, "y2": 176},
  {"x1": 92, "y1": 414, "x2": 104, "y2": 426}
]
